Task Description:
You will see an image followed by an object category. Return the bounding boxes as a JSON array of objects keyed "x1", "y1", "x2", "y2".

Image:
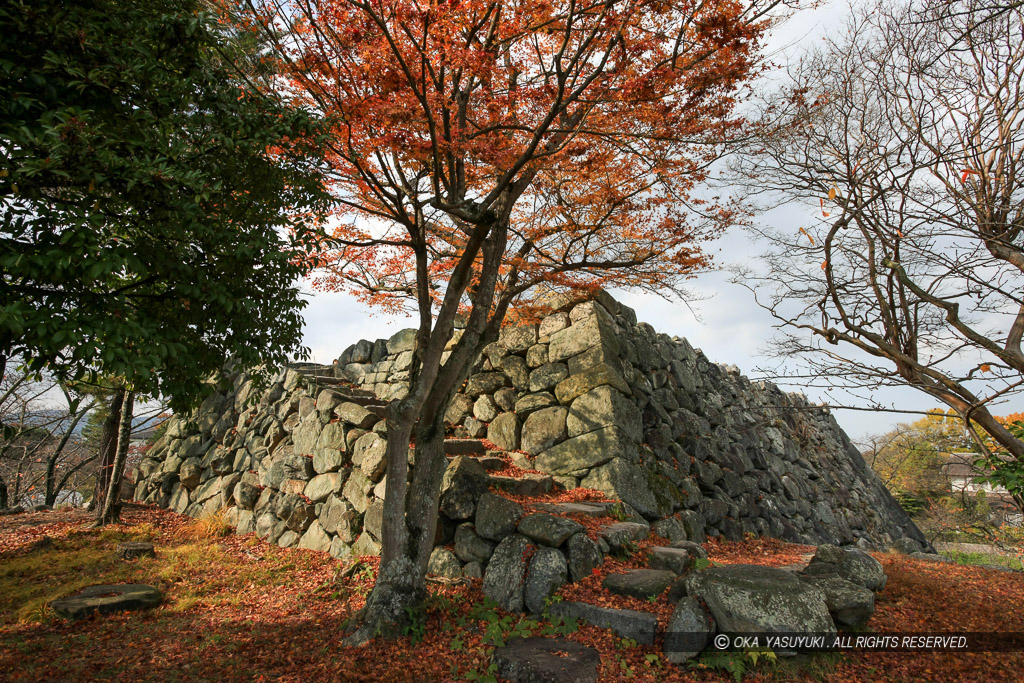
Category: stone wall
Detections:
[{"x1": 133, "y1": 292, "x2": 928, "y2": 564}]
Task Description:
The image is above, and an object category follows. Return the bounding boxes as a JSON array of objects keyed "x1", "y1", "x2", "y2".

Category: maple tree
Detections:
[
  {"x1": 241, "y1": 0, "x2": 792, "y2": 639},
  {"x1": 731, "y1": 0, "x2": 1024, "y2": 467}
]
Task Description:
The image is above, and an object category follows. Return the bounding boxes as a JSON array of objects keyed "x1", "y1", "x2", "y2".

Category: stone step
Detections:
[
  {"x1": 334, "y1": 392, "x2": 385, "y2": 408},
  {"x1": 365, "y1": 404, "x2": 388, "y2": 419},
  {"x1": 445, "y1": 454, "x2": 507, "y2": 471},
  {"x1": 492, "y1": 637, "x2": 600, "y2": 683},
  {"x1": 533, "y1": 501, "x2": 617, "y2": 517},
  {"x1": 602, "y1": 569, "x2": 676, "y2": 600},
  {"x1": 444, "y1": 439, "x2": 486, "y2": 456},
  {"x1": 489, "y1": 473, "x2": 553, "y2": 497},
  {"x1": 291, "y1": 363, "x2": 337, "y2": 377},
  {"x1": 548, "y1": 602, "x2": 658, "y2": 645},
  {"x1": 598, "y1": 522, "x2": 651, "y2": 553}
]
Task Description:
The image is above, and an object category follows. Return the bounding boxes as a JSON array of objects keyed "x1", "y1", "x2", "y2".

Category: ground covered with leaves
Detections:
[{"x1": 2, "y1": 504, "x2": 1023, "y2": 682}]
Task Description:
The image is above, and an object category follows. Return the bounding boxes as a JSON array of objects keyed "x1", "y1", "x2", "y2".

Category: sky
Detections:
[{"x1": 293, "y1": 1, "x2": 1013, "y2": 444}]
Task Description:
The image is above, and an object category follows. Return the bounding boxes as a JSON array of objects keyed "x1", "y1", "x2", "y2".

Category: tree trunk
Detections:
[
  {"x1": 91, "y1": 390, "x2": 124, "y2": 512},
  {"x1": 350, "y1": 319, "x2": 500, "y2": 642},
  {"x1": 0, "y1": 473, "x2": 8, "y2": 509},
  {"x1": 97, "y1": 388, "x2": 134, "y2": 526},
  {"x1": 350, "y1": 406, "x2": 420, "y2": 641},
  {"x1": 966, "y1": 406, "x2": 1024, "y2": 462}
]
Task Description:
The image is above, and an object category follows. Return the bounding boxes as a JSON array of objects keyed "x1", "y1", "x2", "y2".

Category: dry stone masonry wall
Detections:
[{"x1": 133, "y1": 293, "x2": 927, "y2": 575}]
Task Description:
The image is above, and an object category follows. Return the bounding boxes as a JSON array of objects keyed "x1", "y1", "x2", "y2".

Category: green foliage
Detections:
[
  {"x1": 692, "y1": 557, "x2": 713, "y2": 571},
  {"x1": 943, "y1": 549, "x2": 1024, "y2": 571},
  {"x1": 893, "y1": 490, "x2": 928, "y2": 516},
  {"x1": 608, "y1": 503, "x2": 628, "y2": 522},
  {"x1": 614, "y1": 539, "x2": 641, "y2": 560},
  {"x1": 402, "y1": 605, "x2": 428, "y2": 645},
  {"x1": 689, "y1": 648, "x2": 777, "y2": 682},
  {"x1": 973, "y1": 420, "x2": 1024, "y2": 507},
  {"x1": 446, "y1": 598, "x2": 578, "y2": 682},
  {"x1": 866, "y1": 411, "x2": 965, "y2": 503},
  {"x1": 0, "y1": 0, "x2": 332, "y2": 409}
]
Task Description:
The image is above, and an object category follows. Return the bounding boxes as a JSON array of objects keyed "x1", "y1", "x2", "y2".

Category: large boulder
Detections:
[
  {"x1": 554, "y1": 363, "x2": 631, "y2": 405},
  {"x1": 581, "y1": 459, "x2": 663, "y2": 519},
  {"x1": 303, "y1": 472, "x2": 344, "y2": 503},
  {"x1": 487, "y1": 413, "x2": 522, "y2": 452},
  {"x1": 427, "y1": 547, "x2": 463, "y2": 579},
  {"x1": 664, "y1": 598, "x2": 714, "y2": 663},
  {"x1": 475, "y1": 492, "x2": 524, "y2": 541},
  {"x1": 534, "y1": 426, "x2": 631, "y2": 475},
  {"x1": 684, "y1": 565, "x2": 835, "y2": 636},
  {"x1": 804, "y1": 544, "x2": 887, "y2": 591},
  {"x1": 492, "y1": 637, "x2": 600, "y2": 683},
  {"x1": 297, "y1": 520, "x2": 332, "y2": 552},
  {"x1": 440, "y1": 456, "x2": 491, "y2": 520},
  {"x1": 521, "y1": 407, "x2": 569, "y2": 455},
  {"x1": 275, "y1": 493, "x2": 316, "y2": 533},
  {"x1": 566, "y1": 533, "x2": 604, "y2": 582},
  {"x1": 335, "y1": 402, "x2": 378, "y2": 430},
  {"x1": 528, "y1": 363, "x2": 570, "y2": 393},
  {"x1": 566, "y1": 385, "x2": 642, "y2": 443},
  {"x1": 602, "y1": 569, "x2": 676, "y2": 600},
  {"x1": 454, "y1": 523, "x2": 496, "y2": 564},
  {"x1": 799, "y1": 575, "x2": 875, "y2": 627},
  {"x1": 648, "y1": 547, "x2": 694, "y2": 575},
  {"x1": 517, "y1": 514, "x2": 585, "y2": 547},
  {"x1": 548, "y1": 602, "x2": 658, "y2": 645},
  {"x1": 524, "y1": 547, "x2": 568, "y2": 613},
  {"x1": 320, "y1": 495, "x2": 359, "y2": 542},
  {"x1": 547, "y1": 314, "x2": 619, "y2": 363},
  {"x1": 483, "y1": 534, "x2": 534, "y2": 612},
  {"x1": 465, "y1": 372, "x2": 508, "y2": 397}
]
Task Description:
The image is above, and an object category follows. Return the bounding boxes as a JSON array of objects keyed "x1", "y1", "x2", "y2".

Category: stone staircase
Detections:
[{"x1": 442, "y1": 437, "x2": 556, "y2": 497}]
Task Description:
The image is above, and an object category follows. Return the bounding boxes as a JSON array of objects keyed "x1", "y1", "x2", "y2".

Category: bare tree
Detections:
[
  {"x1": 0, "y1": 367, "x2": 98, "y2": 508},
  {"x1": 0, "y1": 366, "x2": 167, "y2": 511},
  {"x1": 733, "y1": 0, "x2": 1024, "y2": 470}
]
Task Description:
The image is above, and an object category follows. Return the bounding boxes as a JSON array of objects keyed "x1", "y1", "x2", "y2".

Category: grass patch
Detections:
[
  {"x1": 0, "y1": 517, "x2": 269, "y2": 625},
  {"x1": 0, "y1": 528, "x2": 161, "y2": 625},
  {"x1": 176, "y1": 507, "x2": 233, "y2": 540},
  {"x1": 942, "y1": 550, "x2": 1024, "y2": 571}
]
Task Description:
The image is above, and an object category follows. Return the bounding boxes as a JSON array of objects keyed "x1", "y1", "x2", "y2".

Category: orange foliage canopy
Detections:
[{"x1": 245, "y1": 0, "x2": 768, "y2": 315}]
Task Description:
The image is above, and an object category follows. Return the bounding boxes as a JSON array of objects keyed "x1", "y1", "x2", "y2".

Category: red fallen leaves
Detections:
[
  {"x1": 501, "y1": 487, "x2": 614, "y2": 509},
  {"x1": 4, "y1": 507, "x2": 1024, "y2": 682},
  {"x1": 703, "y1": 535, "x2": 816, "y2": 568}
]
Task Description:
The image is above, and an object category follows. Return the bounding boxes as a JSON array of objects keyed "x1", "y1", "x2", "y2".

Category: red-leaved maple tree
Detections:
[{"x1": 239, "y1": 0, "x2": 789, "y2": 640}]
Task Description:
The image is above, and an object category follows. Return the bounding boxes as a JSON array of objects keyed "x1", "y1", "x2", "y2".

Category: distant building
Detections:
[{"x1": 941, "y1": 453, "x2": 1023, "y2": 526}]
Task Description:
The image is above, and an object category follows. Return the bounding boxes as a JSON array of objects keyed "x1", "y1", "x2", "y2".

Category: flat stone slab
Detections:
[
  {"x1": 685, "y1": 565, "x2": 835, "y2": 636},
  {"x1": 489, "y1": 473, "x2": 553, "y2": 497},
  {"x1": 475, "y1": 456, "x2": 508, "y2": 471},
  {"x1": 598, "y1": 522, "x2": 650, "y2": 552},
  {"x1": 534, "y1": 502, "x2": 615, "y2": 517},
  {"x1": 518, "y1": 513, "x2": 585, "y2": 547},
  {"x1": 52, "y1": 584, "x2": 163, "y2": 620},
  {"x1": 603, "y1": 569, "x2": 677, "y2": 600},
  {"x1": 444, "y1": 439, "x2": 486, "y2": 455},
  {"x1": 648, "y1": 547, "x2": 693, "y2": 575},
  {"x1": 116, "y1": 542, "x2": 155, "y2": 560},
  {"x1": 492, "y1": 637, "x2": 600, "y2": 683},
  {"x1": 549, "y1": 601, "x2": 658, "y2": 645}
]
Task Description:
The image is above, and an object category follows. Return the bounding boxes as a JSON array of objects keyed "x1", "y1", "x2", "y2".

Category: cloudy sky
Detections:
[{"x1": 294, "y1": 1, "x2": 1016, "y2": 443}]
